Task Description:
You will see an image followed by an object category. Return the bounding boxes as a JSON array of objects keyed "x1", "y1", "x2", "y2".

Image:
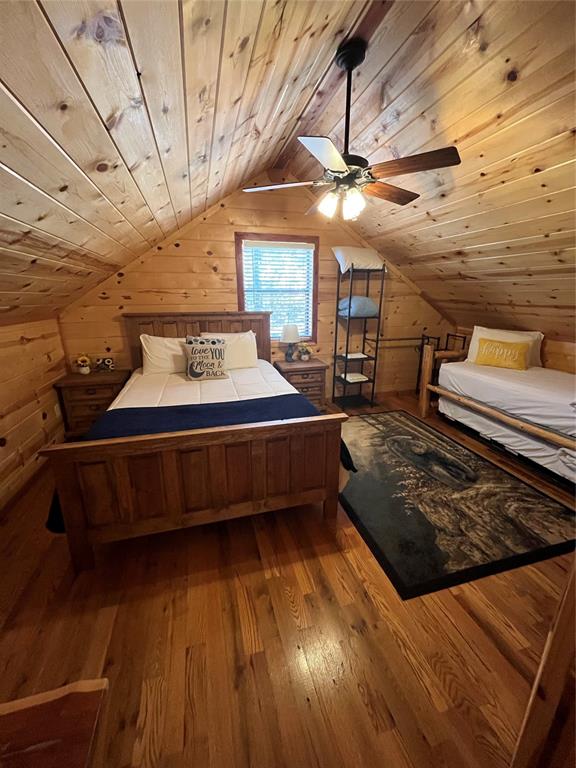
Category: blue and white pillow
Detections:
[
  {"x1": 338, "y1": 295, "x2": 379, "y2": 318},
  {"x1": 185, "y1": 337, "x2": 228, "y2": 380}
]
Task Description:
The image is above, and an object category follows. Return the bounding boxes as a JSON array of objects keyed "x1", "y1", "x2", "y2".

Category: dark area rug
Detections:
[{"x1": 340, "y1": 411, "x2": 575, "y2": 599}]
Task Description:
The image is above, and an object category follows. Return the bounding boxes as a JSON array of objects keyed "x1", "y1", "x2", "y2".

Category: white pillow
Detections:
[
  {"x1": 332, "y1": 246, "x2": 383, "y2": 273},
  {"x1": 200, "y1": 330, "x2": 258, "y2": 369},
  {"x1": 467, "y1": 326, "x2": 543, "y2": 367},
  {"x1": 140, "y1": 334, "x2": 186, "y2": 375}
]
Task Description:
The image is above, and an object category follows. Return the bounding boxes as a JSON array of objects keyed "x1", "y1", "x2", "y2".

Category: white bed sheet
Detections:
[
  {"x1": 109, "y1": 359, "x2": 297, "y2": 409},
  {"x1": 437, "y1": 360, "x2": 576, "y2": 482},
  {"x1": 438, "y1": 361, "x2": 576, "y2": 437}
]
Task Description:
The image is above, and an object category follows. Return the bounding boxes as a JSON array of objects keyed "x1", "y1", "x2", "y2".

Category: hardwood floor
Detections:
[{"x1": 0, "y1": 395, "x2": 572, "y2": 768}]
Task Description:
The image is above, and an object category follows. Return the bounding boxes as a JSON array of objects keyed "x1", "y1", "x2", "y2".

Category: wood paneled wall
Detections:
[
  {"x1": 59, "y1": 175, "x2": 452, "y2": 393},
  {"x1": 540, "y1": 340, "x2": 576, "y2": 375},
  {"x1": 282, "y1": 0, "x2": 576, "y2": 340},
  {"x1": 0, "y1": 319, "x2": 65, "y2": 508}
]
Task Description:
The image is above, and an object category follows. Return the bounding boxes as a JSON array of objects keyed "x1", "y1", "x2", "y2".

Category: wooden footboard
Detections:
[{"x1": 41, "y1": 413, "x2": 347, "y2": 571}]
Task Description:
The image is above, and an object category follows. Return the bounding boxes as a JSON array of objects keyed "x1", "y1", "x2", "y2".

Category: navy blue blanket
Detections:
[
  {"x1": 48, "y1": 394, "x2": 355, "y2": 533},
  {"x1": 87, "y1": 393, "x2": 320, "y2": 439}
]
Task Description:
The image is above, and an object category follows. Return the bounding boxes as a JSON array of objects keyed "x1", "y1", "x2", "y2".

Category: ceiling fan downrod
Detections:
[{"x1": 335, "y1": 37, "x2": 368, "y2": 165}]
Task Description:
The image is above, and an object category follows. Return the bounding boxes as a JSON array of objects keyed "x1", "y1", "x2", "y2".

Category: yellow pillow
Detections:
[{"x1": 475, "y1": 337, "x2": 530, "y2": 370}]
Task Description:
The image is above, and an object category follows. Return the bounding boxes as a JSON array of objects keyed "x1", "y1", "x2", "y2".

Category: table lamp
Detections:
[{"x1": 281, "y1": 324, "x2": 300, "y2": 362}]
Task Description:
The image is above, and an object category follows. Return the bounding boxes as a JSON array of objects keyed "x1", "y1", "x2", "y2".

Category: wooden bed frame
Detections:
[
  {"x1": 418, "y1": 344, "x2": 576, "y2": 451},
  {"x1": 41, "y1": 312, "x2": 347, "y2": 571}
]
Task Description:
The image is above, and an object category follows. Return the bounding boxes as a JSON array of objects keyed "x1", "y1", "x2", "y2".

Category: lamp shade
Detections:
[
  {"x1": 318, "y1": 190, "x2": 338, "y2": 219},
  {"x1": 281, "y1": 324, "x2": 300, "y2": 343}
]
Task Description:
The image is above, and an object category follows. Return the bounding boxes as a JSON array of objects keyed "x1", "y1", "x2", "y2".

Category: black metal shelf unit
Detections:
[{"x1": 331, "y1": 264, "x2": 386, "y2": 407}]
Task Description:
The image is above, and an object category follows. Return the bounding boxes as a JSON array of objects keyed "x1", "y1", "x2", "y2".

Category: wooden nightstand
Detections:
[
  {"x1": 274, "y1": 357, "x2": 329, "y2": 411},
  {"x1": 55, "y1": 370, "x2": 131, "y2": 439}
]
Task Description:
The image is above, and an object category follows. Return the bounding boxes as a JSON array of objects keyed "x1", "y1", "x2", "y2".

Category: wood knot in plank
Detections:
[{"x1": 74, "y1": 11, "x2": 126, "y2": 46}]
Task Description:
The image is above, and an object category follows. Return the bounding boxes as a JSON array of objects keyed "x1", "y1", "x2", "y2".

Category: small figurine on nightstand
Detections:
[
  {"x1": 74, "y1": 354, "x2": 92, "y2": 375},
  {"x1": 94, "y1": 357, "x2": 116, "y2": 372},
  {"x1": 281, "y1": 324, "x2": 300, "y2": 362}
]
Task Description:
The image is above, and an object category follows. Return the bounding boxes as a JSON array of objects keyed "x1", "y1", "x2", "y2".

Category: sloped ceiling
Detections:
[
  {"x1": 0, "y1": 0, "x2": 374, "y2": 322},
  {"x1": 279, "y1": 0, "x2": 576, "y2": 339},
  {"x1": 0, "y1": 0, "x2": 574, "y2": 340}
]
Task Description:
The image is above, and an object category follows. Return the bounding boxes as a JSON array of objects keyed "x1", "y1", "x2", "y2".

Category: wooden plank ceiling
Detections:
[
  {"x1": 0, "y1": 0, "x2": 369, "y2": 322},
  {"x1": 280, "y1": 0, "x2": 576, "y2": 339},
  {"x1": 0, "y1": 0, "x2": 574, "y2": 340}
]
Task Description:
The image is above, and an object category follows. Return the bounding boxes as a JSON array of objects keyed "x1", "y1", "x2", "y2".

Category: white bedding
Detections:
[
  {"x1": 438, "y1": 361, "x2": 576, "y2": 482},
  {"x1": 438, "y1": 361, "x2": 576, "y2": 437},
  {"x1": 109, "y1": 359, "x2": 297, "y2": 409}
]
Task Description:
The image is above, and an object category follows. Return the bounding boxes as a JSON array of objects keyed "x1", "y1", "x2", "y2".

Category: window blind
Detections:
[{"x1": 241, "y1": 240, "x2": 315, "y2": 339}]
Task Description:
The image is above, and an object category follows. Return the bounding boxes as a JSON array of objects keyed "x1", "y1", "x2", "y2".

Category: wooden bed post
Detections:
[
  {"x1": 419, "y1": 343, "x2": 435, "y2": 418},
  {"x1": 323, "y1": 424, "x2": 341, "y2": 519},
  {"x1": 53, "y1": 462, "x2": 95, "y2": 572},
  {"x1": 323, "y1": 495, "x2": 338, "y2": 519}
]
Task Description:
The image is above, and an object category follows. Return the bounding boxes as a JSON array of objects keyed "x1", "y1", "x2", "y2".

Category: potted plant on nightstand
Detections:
[
  {"x1": 298, "y1": 344, "x2": 312, "y2": 362},
  {"x1": 75, "y1": 354, "x2": 92, "y2": 375}
]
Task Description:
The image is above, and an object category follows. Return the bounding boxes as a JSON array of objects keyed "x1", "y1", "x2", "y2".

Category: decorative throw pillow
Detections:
[
  {"x1": 475, "y1": 338, "x2": 530, "y2": 370},
  {"x1": 467, "y1": 326, "x2": 543, "y2": 367},
  {"x1": 185, "y1": 337, "x2": 229, "y2": 380},
  {"x1": 338, "y1": 296, "x2": 379, "y2": 318}
]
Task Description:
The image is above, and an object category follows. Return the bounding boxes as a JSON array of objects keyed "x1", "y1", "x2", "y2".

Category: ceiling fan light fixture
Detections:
[
  {"x1": 342, "y1": 187, "x2": 366, "y2": 220},
  {"x1": 317, "y1": 190, "x2": 339, "y2": 219}
]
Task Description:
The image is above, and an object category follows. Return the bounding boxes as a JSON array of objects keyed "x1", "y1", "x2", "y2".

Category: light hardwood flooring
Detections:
[{"x1": 0, "y1": 395, "x2": 573, "y2": 768}]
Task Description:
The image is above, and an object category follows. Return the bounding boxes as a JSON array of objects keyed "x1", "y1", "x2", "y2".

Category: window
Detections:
[{"x1": 235, "y1": 233, "x2": 319, "y2": 340}]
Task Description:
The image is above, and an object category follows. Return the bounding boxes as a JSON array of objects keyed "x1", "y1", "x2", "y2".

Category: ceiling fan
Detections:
[{"x1": 243, "y1": 38, "x2": 461, "y2": 221}]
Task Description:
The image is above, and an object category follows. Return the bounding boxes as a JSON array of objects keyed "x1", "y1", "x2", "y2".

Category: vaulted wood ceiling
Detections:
[
  {"x1": 0, "y1": 0, "x2": 574, "y2": 339},
  {"x1": 0, "y1": 0, "x2": 370, "y2": 321},
  {"x1": 281, "y1": 0, "x2": 576, "y2": 339}
]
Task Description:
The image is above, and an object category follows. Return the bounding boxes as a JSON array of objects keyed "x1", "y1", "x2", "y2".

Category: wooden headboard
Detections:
[{"x1": 124, "y1": 312, "x2": 271, "y2": 368}]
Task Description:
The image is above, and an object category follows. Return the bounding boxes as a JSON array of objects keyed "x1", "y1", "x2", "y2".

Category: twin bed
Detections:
[
  {"x1": 42, "y1": 312, "x2": 347, "y2": 571},
  {"x1": 437, "y1": 361, "x2": 575, "y2": 481},
  {"x1": 419, "y1": 339, "x2": 576, "y2": 484}
]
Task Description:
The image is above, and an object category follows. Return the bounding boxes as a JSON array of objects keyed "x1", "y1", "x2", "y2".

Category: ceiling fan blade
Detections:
[
  {"x1": 298, "y1": 136, "x2": 349, "y2": 173},
  {"x1": 305, "y1": 185, "x2": 336, "y2": 215},
  {"x1": 364, "y1": 182, "x2": 420, "y2": 206},
  {"x1": 368, "y1": 147, "x2": 461, "y2": 178},
  {"x1": 242, "y1": 180, "x2": 327, "y2": 192}
]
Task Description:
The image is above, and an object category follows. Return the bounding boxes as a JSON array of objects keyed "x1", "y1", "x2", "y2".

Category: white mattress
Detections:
[
  {"x1": 438, "y1": 361, "x2": 576, "y2": 437},
  {"x1": 438, "y1": 361, "x2": 576, "y2": 482},
  {"x1": 109, "y1": 359, "x2": 297, "y2": 409}
]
